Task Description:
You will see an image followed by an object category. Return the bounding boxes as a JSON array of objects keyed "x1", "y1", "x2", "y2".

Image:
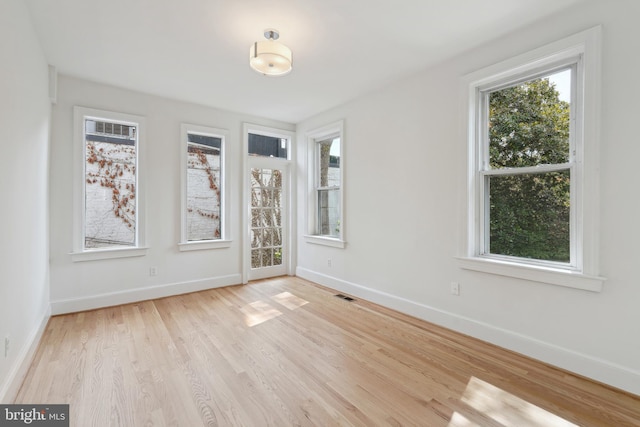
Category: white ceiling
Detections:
[{"x1": 26, "y1": 0, "x2": 584, "y2": 123}]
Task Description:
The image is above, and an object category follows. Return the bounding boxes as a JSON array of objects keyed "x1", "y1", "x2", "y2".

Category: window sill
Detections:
[
  {"x1": 456, "y1": 256, "x2": 606, "y2": 292},
  {"x1": 71, "y1": 247, "x2": 148, "y2": 262},
  {"x1": 304, "y1": 235, "x2": 346, "y2": 249},
  {"x1": 178, "y1": 240, "x2": 232, "y2": 252}
]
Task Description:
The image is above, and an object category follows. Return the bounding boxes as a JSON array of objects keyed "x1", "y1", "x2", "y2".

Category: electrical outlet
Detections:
[
  {"x1": 150, "y1": 267, "x2": 158, "y2": 276},
  {"x1": 451, "y1": 282, "x2": 460, "y2": 296},
  {"x1": 327, "y1": 259, "x2": 332, "y2": 267},
  {"x1": 4, "y1": 336, "x2": 9, "y2": 358}
]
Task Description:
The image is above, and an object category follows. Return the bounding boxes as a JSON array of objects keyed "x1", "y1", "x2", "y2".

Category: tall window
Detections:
[
  {"x1": 180, "y1": 124, "x2": 229, "y2": 250},
  {"x1": 462, "y1": 27, "x2": 604, "y2": 291},
  {"x1": 73, "y1": 107, "x2": 146, "y2": 260},
  {"x1": 84, "y1": 118, "x2": 137, "y2": 248},
  {"x1": 482, "y1": 67, "x2": 573, "y2": 263},
  {"x1": 305, "y1": 121, "x2": 345, "y2": 247},
  {"x1": 316, "y1": 137, "x2": 341, "y2": 237}
]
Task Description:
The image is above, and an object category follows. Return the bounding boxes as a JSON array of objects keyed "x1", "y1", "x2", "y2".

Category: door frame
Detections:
[{"x1": 242, "y1": 123, "x2": 296, "y2": 284}]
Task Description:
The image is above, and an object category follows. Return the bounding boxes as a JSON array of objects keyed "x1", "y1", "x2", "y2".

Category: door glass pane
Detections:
[
  {"x1": 273, "y1": 248, "x2": 282, "y2": 265},
  {"x1": 263, "y1": 228, "x2": 274, "y2": 246},
  {"x1": 250, "y1": 167, "x2": 284, "y2": 269},
  {"x1": 273, "y1": 228, "x2": 282, "y2": 246},
  {"x1": 250, "y1": 229, "x2": 260, "y2": 248},
  {"x1": 251, "y1": 249, "x2": 261, "y2": 269},
  {"x1": 262, "y1": 248, "x2": 273, "y2": 267}
]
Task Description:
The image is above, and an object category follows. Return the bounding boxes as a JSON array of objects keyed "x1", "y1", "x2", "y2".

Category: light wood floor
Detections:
[{"x1": 15, "y1": 276, "x2": 640, "y2": 426}]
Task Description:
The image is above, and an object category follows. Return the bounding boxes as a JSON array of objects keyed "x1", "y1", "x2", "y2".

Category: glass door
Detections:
[
  {"x1": 248, "y1": 164, "x2": 287, "y2": 279},
  {"x1": 243, "y1": 125, "x2": 293, "y2": 282}
]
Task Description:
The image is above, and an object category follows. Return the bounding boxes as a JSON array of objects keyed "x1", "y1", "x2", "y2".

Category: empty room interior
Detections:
[{"x1": 2, "y1": 0, "x2": 640, "y2": 425}]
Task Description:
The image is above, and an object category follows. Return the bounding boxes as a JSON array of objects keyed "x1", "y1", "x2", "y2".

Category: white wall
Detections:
[
  {"x1": 49, "y1": 76, "x2": 294, "y2": 313},
  {"x1": 0, "y1": 0, "x2": 51, "y2": 402},
  {"x1": 296, "y1": 0, "x2": 640, "y2": 395}
]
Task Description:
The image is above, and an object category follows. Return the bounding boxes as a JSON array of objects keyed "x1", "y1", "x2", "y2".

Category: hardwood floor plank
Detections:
[{"x1": 13, "y1": 276, "x2": 640, "y2": 426}]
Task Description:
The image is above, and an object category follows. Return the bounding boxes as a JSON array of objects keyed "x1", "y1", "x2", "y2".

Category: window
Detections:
[
  {"x1": 483, "y1": 67, "x2": 573, "y2": 263},
  {"x1": 460, "y1": 27, "x2": 604, "y2": 291},
  {"x1": 248, "y1": 133, "x2": 288, "y2": 159},
  {"x1": 179, "y1": 124, "x2": 230, "y2": 251},
  {"x1": 72, "y1": 107, "x2": 147, "y2": 261},
  {"x1": 316, "y1": 137, "x2": 341, "y2": 237},
  {"x1": 305, "y1": 121, "x2": 345, "y2": 248}
]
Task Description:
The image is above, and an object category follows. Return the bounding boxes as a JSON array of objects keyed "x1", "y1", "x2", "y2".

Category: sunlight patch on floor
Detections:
[
  {"x1": 241, "y1": 300, "x2": 283, "y2": 327},
  {"x1": 456, "y1": 376, "x2": 578, "y2": 427},
  {"x1": 271, "y1": 291, "x2": 309, "y2": 310},
  {"x1": 448, "y1": 411, "x2": 480, "y2": 427}
]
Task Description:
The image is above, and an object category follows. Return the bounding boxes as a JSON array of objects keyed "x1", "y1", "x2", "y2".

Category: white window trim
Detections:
[
  {"x1": 71, "y1": 106, "x2": 147, "y2": 262},
  {"x1": 178, "y1": 123, "x2": 231, "y2": 251},
  {"x1": 459, "y1": 26, "x2": 605, "y2": 292},
  {"x1": 304, "y1": 120, "x2": 345, "y2": 248}
]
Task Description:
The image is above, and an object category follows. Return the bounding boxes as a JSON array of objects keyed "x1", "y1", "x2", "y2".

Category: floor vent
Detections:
[{"x1": 335, "y1": 294, "x2": 355, "y2": 302}]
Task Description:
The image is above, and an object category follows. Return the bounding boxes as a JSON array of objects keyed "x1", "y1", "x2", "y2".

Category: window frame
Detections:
[
  {"x1": 304, "y1": 120, "x2": 345, "y2": 248},
  {"x1": 178, "y1": 123, "x2": 231, "y2": 251},
  {"x1": 478, "y1": 63, "x2": 577, "y2": 269},
  {"x1": 459, "y1": 27, "x2": 605, "y2": 292},
  {"x1": 72, "y1": 106, "x2": 147, "y2": 261}
]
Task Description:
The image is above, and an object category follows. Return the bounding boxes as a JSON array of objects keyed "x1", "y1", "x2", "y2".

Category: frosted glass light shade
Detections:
[{"x1": 249, "y1": 40, "x2": 292, "y2": 76}]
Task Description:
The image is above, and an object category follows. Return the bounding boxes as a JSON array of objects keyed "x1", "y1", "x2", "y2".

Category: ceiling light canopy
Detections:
[{"x1": 249, "y1": 29, "x2": 292, "y2": 76}]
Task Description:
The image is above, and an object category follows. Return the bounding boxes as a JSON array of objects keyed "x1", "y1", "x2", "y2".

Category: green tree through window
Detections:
[{"x1": 487, "y1": 75, "x2": 571, "y2": 262}]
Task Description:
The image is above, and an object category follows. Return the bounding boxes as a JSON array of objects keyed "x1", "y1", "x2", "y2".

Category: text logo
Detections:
[{"x1": 0, "y1": 405, "x2": 69, "y2": 426}]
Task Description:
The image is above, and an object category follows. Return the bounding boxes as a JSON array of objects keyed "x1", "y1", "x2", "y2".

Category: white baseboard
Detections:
[
  {"x1": 51, "y1": 274, "x2": 242, "y2": 315},
  {"x1": 296, "y1": 267, "x2": 640, "y2": 396},
  {"x1": 0, "y1": 305, "x2": 51, "y2": 403}
]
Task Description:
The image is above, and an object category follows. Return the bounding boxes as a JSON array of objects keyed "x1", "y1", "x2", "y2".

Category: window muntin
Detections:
[
  {"x1": 186, "y1": 132, "x2": 222, "y2": 241},
  {"x1": 316, "y1": 137, "x2": 341, "y2": 237},
  {"x1": 83, "y1": 117, "x2": 139, "y2": 249},
  {"x1": 480, "y1": 67, "x2": 574, "y2": 264}
]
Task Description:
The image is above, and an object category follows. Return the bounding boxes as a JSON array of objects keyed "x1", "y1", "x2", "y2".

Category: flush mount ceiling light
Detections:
[{"x1": 249, "y1": 29, "x2": 292, "y2": 76}]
